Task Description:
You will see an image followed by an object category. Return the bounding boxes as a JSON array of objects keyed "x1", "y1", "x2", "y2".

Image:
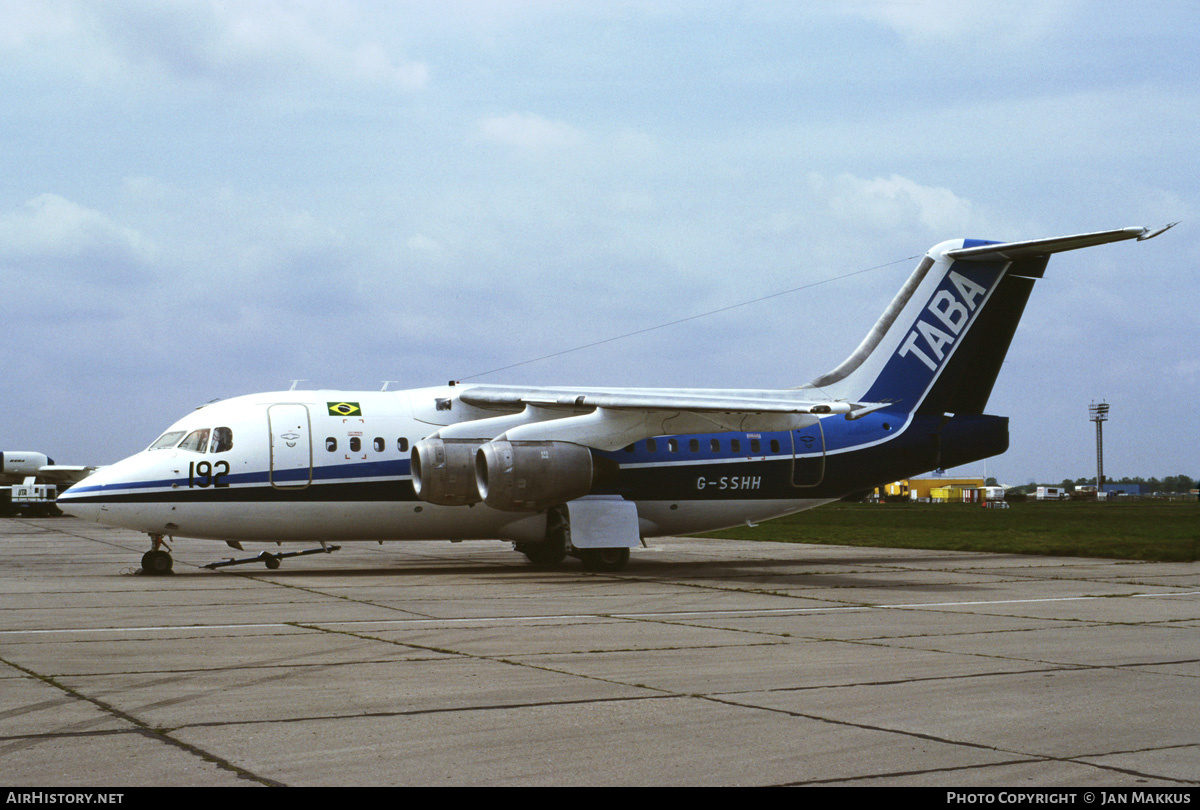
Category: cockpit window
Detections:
[
  {"x1": 178, "y1": 429, "x2": 211, "y2": 453},
  {"x1": 209, "y1": 427, "x2": 234, "y2": 454},
  {"x1": 148, "y1": 431, "x2": 185, "y2": 450}
]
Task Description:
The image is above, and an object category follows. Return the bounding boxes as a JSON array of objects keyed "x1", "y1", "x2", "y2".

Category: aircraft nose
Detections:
[
  {"x1": 55, "y1": 485, "x2": 99, "y2": 520},
  {"x1": 53, "y1": 460, "x2": 134, "y2": 523}
]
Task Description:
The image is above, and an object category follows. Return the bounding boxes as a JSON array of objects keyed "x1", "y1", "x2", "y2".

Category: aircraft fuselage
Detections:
[{"x1": 59, "y1": 386, "x2": 1005, "y2": 544}]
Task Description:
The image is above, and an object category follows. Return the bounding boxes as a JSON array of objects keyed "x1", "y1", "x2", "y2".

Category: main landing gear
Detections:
[
  {"x1": 576, "y1": 547, "x2": 631, "y2": 572},
  {"x1": 513, "y1": 505, "x2": 633, "y2": 572},
  {"x1": 515, "y1": 506, "x2": 570, "y2": 567}
]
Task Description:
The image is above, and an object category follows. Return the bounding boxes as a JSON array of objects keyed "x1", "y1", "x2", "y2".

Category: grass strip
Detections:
[{"x1": 699, "y1": 500, "x2": 1200, "y2": 562}]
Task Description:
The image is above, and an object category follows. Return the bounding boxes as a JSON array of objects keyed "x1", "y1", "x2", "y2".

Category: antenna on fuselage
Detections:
[
  {"x1": 381, "y1": 381, "x2": 397, "y2": 391},
  {"x1": 289, "y1": 379, "x2": 307, "y2": 391}
]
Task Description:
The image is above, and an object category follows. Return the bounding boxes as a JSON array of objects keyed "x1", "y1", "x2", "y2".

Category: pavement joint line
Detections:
[
  {"x1": 286, "y1": 620, "x2": 701, "y2": 708},
  {"x1": 165, "y1": 693, "x2": 680, "y2": 731},
  {"x1": 0, "y1": 728, "x2": 139, "y2": 744},
  {"x1": 875, "y1": 591, "x2": 1200, "y2": 609},
  {"x1": 217, "y1": 571, "x2": 444, "y2": 620},
  {"x1": 698, "y1": 692, "x2": 1199, "y2": 786},
  {"x1": 0, "y1": 655, "x2": 285, "y2": 786},
  {"x1": 4, "y1": 589, "x2": 1199, "y2": 637},
  {"x1": 609, "y1": 610, "x2": 798, "y2": 640},
  {"x1": 778, "y1": 756, "x2": 1044, "y2": 785},
  {"x1": 706, "y1": 662, "x2": 1092, "y2": 697},
  {"x1": 780, "y1": 754, "x2": 1195, "y2": 787}
]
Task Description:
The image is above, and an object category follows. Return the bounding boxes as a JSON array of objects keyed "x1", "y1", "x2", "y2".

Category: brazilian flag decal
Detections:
[{"x1": 327, "y1": 402, "x2": 362, "y2": 416}]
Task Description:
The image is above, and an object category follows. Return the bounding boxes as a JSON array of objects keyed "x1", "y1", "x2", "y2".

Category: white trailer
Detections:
[
  {"x1": 1035, "y1": 486, "x2": 1070, "y2": 501},
  {"x1": 1, "y1": 479, "x2": 60, "y2": 516}
]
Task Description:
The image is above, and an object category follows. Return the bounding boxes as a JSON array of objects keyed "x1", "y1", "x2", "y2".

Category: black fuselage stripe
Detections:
[{"x1": 63, "y1": 428, "x2": 943, "y2": 505}]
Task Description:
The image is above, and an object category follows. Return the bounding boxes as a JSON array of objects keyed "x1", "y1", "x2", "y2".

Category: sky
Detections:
[{"x1": 2, "y1": 0, "x2": 1198, "y2": 487}]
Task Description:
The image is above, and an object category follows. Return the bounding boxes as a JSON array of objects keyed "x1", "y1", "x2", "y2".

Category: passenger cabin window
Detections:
[
  {"x1": 209, "y1": 427, "x2": 233, "y2": 454},
  {"x1": 646, "y1": 438, "x2": 657, "y2": 453},
  {"x1": 373, "y1": 437, "x2": 385, "y2": 452},
  {"x1": 326, "y1": 438, "x2": 337, "y2": 452},
  {"x1": 710, "y1": 439, "x2": 720, "y2": 452},
  {"x1": 349, "y1": 437, "x2": 361, "y2": 452},
  {"x1": 397, "y1": 437, "x2": 409, "y2": 452},
  {"x1": 770, "y1": 439, "x2": 780, "y2": 453},
  {"x1": 179, "y1": 429, "x2": 210, "y2": 453},
  {"x1": 667, "y1": 439, "x2": 678, "y2": 453},
  {"x1": 731, "y1": 439, "x2": 741, "y2": 453},
  {"x1": 689, "y1": 439, "x2": 699, "y2": 453},
  {"x1": 750, "y1": 439, "x2": 761, "y2": 454},
  {"x1": 624, "y1": 444, "x2": 635, "y2": 453},
  {"x1": 149, "y1": 431, "x2": 185, "y2": 450}
]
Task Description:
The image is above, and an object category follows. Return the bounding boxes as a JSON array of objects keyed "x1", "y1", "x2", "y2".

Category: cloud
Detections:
[
  {"x1": 0, "y1": 0, "x2": 77, "y2": 49},
  {"x1": 407, "y1": 234, "x2": 442, "y2": 254},
  {"x1": 810, "y1": 173, "x2": 974, "y2": 235},
  {"x1": 348, "y1": 41, "x2": 429, "y2": 88},
  {"x1": 476, "y1": 113, "x2": 583, "y2": 151},
  {"x1": 0, "y1": 193, "x2": 157, "y2": 272},
  {"x1": 1172, "y1": 359, "x2": 1200, "y2": 379},
  {"x1": 67, "y1": 1, "x2": 429, "y2": 91},
  {"x1": 841, "y1": 0, "x2": 1075, "y2": 46},
  {"x1": 195, "y1": 3, "x2": 429, "y2": 90}
]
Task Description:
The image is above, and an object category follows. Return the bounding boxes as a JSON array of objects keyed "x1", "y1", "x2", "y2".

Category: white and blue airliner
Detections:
[{"x1": 58, "y1": 226, "x2": 1172, "y2": 573}]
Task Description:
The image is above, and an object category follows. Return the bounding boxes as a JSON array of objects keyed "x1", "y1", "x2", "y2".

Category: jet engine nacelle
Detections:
[
  {"x1": 0, "y1": 451, "x2": 50, "y2": 477},
  {"x1": 410, "y1": 438, "x2": 485, "y2": 506},
  {"x1": 475, "y1": 440, "x2": 594, "y2": 512}
]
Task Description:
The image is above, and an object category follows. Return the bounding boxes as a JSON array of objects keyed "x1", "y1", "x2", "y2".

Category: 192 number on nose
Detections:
[{"x1": 188, "y1": 460, "x2": 230, "y2": 488}]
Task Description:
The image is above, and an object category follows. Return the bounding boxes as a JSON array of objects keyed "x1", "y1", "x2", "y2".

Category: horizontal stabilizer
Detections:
[{"x1": 945, "y1": 224, "x2": 1175, "y2": 261}]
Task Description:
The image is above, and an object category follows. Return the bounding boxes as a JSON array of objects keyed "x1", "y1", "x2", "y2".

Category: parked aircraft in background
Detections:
[
  {"x1": 57, "y1": 225, "x2": 1173, "y2": 574},
  {"x1": 1, "y1": 451, "x2": 97, "y2": 516}
]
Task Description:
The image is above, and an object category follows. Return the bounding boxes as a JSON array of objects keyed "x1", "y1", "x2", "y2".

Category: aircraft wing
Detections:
[
  {"x1": 460, "y1": 386, "x2": 877, "y2": 415},
  {"x1": 444, "y1": 386, "x2": 889, "y2": 451},
  {"x1": 37, "y1": 465, "x2": 101, "y2": 486}
]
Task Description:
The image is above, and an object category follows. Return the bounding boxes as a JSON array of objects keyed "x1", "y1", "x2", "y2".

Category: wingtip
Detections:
[{"x1": 1137, "y1": 222, "x2": 1179, "y2": 241}]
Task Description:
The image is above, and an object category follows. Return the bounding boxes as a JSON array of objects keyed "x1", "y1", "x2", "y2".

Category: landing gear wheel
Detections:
[
  {"x1": 517, "y1": 506, "x2": 570, "y2": 567},
  {"x1": 518, "y1": 542, "x2": 568, "y2": 566},
  {"x1": 263, "y1": 554, "x2": 281, "y2": 570},
  {"x1": 578, "y1": 547, "x2": 630, "y2": 572},
  {"x1": 141, "y1": 549, "x2": 174, "y2": 575}
]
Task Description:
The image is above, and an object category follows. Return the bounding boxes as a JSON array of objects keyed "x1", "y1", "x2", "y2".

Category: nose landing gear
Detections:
[{"x1": 140, "y1": 535, "x2": 174, "y2": 575}]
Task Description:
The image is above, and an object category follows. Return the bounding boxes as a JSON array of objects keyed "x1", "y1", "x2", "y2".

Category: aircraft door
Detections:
[
  {"x1": 791, "y1": 421, "x2": 826, "y2": 488},
  {"x1": 268, "y1": 404, "x2": 312, "y2": 489}
]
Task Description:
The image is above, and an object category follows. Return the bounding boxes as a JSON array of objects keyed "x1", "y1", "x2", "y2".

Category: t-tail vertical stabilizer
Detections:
[{"x1": 801, "y1": 225, "x2": 1174, "y2": 416}]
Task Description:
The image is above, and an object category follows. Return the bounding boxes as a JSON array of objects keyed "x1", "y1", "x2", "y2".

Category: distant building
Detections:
[
  {"x1": 880, "y1": 478, "x2": 985, "y2": 501},
  {"x1": 1101, "y1": 483, "x2": 1142, "y2": 496},
  {"x1": 930, "y1": 485, "x2": 983, "y2": 503}
]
